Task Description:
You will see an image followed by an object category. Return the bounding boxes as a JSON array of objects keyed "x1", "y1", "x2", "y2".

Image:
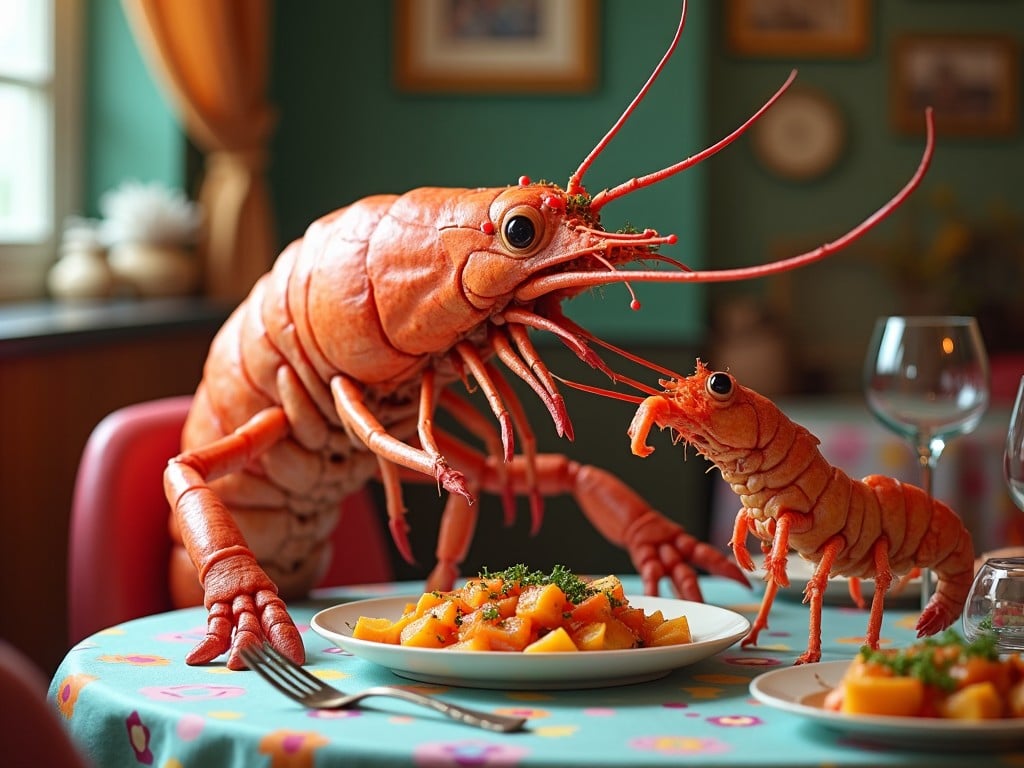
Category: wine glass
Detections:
[{"x1": 862, "y1": 315, "x2": 990, "y2": 610}]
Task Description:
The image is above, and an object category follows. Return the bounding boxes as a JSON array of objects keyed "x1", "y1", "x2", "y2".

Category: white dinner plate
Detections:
[
  {"x1": 750, "y1": 660, "x2": 1024, "y2": 750},
  {"x1": 310, "y1": 595, "x2": 750, "y2": 689},
  {"x1": 750, "y1": 554, "x2": 923, "y2": 607}
]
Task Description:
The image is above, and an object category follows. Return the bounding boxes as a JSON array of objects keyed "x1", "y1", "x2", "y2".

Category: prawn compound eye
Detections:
[
  {"x1": 706, "y1": 372, "x2": 734, "y2": 401},
  {"x1": 499, "y1": 205, "x2": 546, "y2": 256},
  {"x1": 505, "y1": 216, "x2": 534, "y2": 248}
]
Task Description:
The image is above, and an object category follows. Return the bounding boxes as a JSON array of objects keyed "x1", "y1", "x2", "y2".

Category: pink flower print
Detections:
[
  {"x1": 707, "y1": 714, "x2": 763, "y2": 727},
  {"x1": 98, "y1": 654, "x2": 170, "y2": 667},
  {"x1": 139, "y1": 683, "x2": 245, "y2": 702},
  {"x1": 125, "y1": 711, "x2": 153, "y2": 765},
  {"x1": 413, "y1": 739, "x2": 530, "y2": 766},
  {"x1": 630, "y1": 735, "x2": 729, "y2": 755}
]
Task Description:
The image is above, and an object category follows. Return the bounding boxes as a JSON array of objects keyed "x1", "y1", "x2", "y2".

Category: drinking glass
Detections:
[
  {"x1": 862, "y1": 316, "x2": 990, "y2": 610},
  {"x1": 962, "y1": 556, "x2": 1024, "y2": 651}
]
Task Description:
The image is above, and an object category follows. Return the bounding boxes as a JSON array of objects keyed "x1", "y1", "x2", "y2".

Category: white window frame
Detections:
[{"x1": 0, "y1": 0, "x2": 82, "y2": 302}]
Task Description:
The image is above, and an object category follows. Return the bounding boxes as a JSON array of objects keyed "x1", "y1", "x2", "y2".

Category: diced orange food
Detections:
[
  {"x1": 412, "y1": 591, "x2": 447, "y2": 617},
  {"x1": 352, "y1": 566, "x2": 696, "y2": 653},
  {"x1": 941, "y1": 682, "x2": 1004, "y2": 720},
  {"x1": 826, "y1": 631, "x2": 1024, "y2": 720},
  {"x1": 447, "y1": 636, "x2": 490, "y2": 652},
  {"x1": 516, "y1": 583, "x2": 567, "y2": 629},
  {"x1": 600, "y1": 617, "x2": 639, "y2": 650},
  {"x1": 568, "y1": 590, "x2": 617, "y2": 624},
  {"x1": 399, "y1": 613, "x2": 454, "y2": 648},
  {"x1": 640, "y1": 610, "x2": 665, "y2": 645},
  {"x1": 524, "y1": 627, "x2": 577, "y2": 653},
  {"x1": 461, "y1": 578, "x2": 505, "y2": 609},
  {"x1": 463, "y1": 614, "x2": 533, "y2": 651},
  {"x1": 649, "y1": 615, "x2": 691, "y2": 647},
  {"x1": 614, "y1": 606, "x2": 647, "y2": 636},
  {"x1": 568, "y1": 621, "x2": 607, "y2": 651},
  {"x1": 840, "y1": 674, "x2": 924, "y2": 717},
  {"x1": 351, "y1": 616, "x2": 405, "y2": 644}
]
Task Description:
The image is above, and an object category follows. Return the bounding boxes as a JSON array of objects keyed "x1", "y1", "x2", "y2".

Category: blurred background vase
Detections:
[
  {"x1": 100, "y1": 180, "x2": 203, "y2": 298},
  {"x1": 107, "y1": 241, "x2": 200, "y2": 298},
  {"x1": 47, "y1": 217, "x2": 116, "y2": 301}
]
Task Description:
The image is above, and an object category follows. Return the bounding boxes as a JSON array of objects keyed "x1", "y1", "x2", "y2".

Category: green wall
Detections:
[
  {"x1": 710, "y1": 1, "x2": 1024, "y2": 258},
  {"x1": 707, "y1": 1, "x2": 1024, "y2": 390},
  {"x1": 84, "y1": 0, "x2": 183, "y2": 215}
]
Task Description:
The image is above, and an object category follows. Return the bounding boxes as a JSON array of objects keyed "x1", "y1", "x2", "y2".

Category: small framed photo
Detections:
[
  {"x1": 394, "y1": 0, "x2": 598, "y2": 94},
  {"x1": 726, "y1": 0, "x2": 871, "y2": 58},
  {"x1": 891, "y1": 34, "x2": 1019, "y2": 137}
]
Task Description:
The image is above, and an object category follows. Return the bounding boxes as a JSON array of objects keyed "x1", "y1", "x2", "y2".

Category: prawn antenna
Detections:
[
  {"x1": 566, "y1": 0, "x2": 688, "y2": 196},
  {"x1": 591, "y1": 69, "x2": 797, "y2": 212},
  {"x1": 552, "y1": 375, "x2": 648, "y2": 405}
]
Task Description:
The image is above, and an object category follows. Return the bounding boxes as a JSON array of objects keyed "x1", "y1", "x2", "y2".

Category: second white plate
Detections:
[
  {"x1": 750, "y1": 660, "x2": 1024, "y2": 750},
  {"x1": 311, "y1": 595, "x2": 750, "y2": 689}
]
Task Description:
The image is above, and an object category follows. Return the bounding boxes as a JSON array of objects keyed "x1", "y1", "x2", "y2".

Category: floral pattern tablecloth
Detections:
[{"x1": 49, "y1": 576, "x2": 1022, "y2": 767}]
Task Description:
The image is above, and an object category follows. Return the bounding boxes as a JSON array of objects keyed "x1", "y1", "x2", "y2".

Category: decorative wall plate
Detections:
[{"x1": 753, "y1": 88, "x2": 846, "y2": 181}]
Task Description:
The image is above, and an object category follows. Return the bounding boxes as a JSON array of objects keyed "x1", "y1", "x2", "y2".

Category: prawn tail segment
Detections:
[{"x1": 913, "y1": 492, "x2": 976, "y2": 638}]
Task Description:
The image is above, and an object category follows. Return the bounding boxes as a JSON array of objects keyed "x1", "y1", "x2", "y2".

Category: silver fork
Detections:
[{"x1": 239, "y1": 643, "x2": 527, "y2": 733}]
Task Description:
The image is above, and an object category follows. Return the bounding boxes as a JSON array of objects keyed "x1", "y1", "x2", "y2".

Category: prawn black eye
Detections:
[
  {"x1": 706, "y1": 372, "x2": 734, "y2": 401},
  {"x1": 505, "y1": 216, "x2": 535, "y2": 248},
  {"x1": 499, "y1": 205, "x2": 546, "y2": 256}
]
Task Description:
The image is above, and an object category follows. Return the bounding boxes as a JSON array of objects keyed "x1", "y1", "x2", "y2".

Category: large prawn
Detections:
[
  {"x1": 627, "y1": 362, "x2": 974, "y2": 665},
  {"x1": 164, "y1": 1, "x2": 937, "y2": 669}
]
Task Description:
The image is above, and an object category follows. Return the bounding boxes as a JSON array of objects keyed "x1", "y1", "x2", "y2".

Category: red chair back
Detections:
[{"x1": 68, "y1": 396, "x2": 392, "y2": 644}]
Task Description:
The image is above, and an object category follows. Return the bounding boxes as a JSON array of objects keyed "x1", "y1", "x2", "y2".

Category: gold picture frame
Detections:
[
  {"x1": 726, "y1": 0, "x2": 871, "y2": 58},
  {"x1": 891, "y1": 34, "x2": 1019, "y2": 137},
  {"x1": 394, "y1": 0, "x2": 598, "y2": 94}
]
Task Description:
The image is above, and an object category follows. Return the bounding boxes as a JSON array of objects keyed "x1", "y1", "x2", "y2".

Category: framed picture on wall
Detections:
[
  {"x1": 891, "y1": 34, "x2": 1019, "y2": 137},
  {"x1": 725, "y1": 0, "x2": 871, "y2": 58},
  {"x1": 394, "y1": 0, "x2": 598, "y2": 93}
]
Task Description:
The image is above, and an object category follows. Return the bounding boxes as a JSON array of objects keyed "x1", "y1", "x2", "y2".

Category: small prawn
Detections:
[{"x1": 625, "y1": 361, "x2": 975, "y2": 664}]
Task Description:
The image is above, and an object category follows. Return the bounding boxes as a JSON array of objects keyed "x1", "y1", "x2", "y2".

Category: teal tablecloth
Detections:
[{"x1": 48, "y1": 576, "x2": 1023, "y2": 767}]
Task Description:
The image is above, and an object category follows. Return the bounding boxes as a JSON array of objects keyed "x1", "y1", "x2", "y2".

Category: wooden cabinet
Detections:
[{"x1": 0, "y1": 300, "x2": 228, "y2": 674}]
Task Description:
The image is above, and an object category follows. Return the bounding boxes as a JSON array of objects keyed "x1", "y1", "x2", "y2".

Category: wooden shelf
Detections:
[{"x1": 0, "y1": 298, "x2": 230, "y2": 674}]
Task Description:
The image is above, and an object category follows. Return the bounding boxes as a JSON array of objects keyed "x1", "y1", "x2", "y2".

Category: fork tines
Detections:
[{"x1": 240, "y1": 642, "x2": 323, "y2": 700}]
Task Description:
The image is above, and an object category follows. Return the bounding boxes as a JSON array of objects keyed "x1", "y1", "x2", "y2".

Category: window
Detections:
[{"x1": 0, "y1": 0, "x2": 81, "y2": 301}]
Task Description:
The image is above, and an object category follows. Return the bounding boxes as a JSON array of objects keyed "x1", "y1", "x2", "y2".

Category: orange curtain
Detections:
[{"x1": 122, "y1": 0, "x2": 276, "y2": 302}]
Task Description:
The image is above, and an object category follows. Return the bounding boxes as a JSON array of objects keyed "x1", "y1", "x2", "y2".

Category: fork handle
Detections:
[{"x1": 357, "y1": 687, "x2": 526, "y2": 733}]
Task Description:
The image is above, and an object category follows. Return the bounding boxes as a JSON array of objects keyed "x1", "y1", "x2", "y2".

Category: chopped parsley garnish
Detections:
[
  {"x1": 478, "y1": 564, "x2": 598, "y2": 605},
  {"x1": 481, "y1": 604, "x2": 501, "y2": 622},
  {"x1": 856, "y1": 629, "x2": 999, "y2": 692}
]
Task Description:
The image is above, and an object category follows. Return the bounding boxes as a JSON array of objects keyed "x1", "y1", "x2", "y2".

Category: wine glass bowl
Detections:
[
  {"x1": 864, "y1": 316, "x2": 990, "y2": 465},
  {"x1": 863, "y1": 316, "x2": 990, "y2": 610},
  {"x1": 963, "y1": 556, "x2": 1024, "y2": 651}
]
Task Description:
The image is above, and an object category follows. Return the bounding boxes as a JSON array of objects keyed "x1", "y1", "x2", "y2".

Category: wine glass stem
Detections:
[{"x1": 916, "y1": 445, "x2": 937, "y2": 613}]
